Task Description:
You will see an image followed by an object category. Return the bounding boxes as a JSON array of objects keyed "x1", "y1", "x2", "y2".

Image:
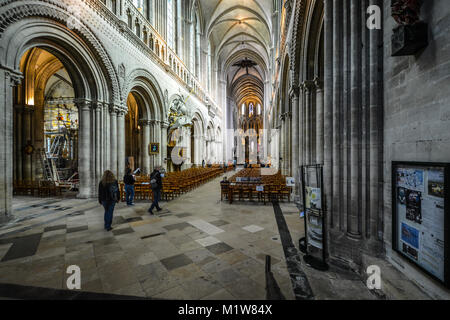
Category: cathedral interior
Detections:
[{"x1": 0, "y1": 0, "x2": 449, "y2": 302}]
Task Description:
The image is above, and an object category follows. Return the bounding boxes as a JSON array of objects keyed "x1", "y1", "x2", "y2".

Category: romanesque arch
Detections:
[{"x1": 0, "y1": 6, "x2": 122, "y2": 208}]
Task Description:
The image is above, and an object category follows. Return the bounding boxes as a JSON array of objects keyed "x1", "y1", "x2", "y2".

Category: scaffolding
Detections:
[{"x1": 43, "y1": 99, "x2": 79, "y2": 190}]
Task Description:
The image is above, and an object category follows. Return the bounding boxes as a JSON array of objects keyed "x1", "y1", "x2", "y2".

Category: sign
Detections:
[
  {"x1": 256, "y1": 185, "x2": 264, "y2": 192},
  {"x1": 392, "y1": 162, "x2": 449, "y2": 287},
  {"x1": 286, "y1": 177, "x2": 295, "y2": 187},
  {"x1": 301, "y1": 165, "x2": 328, "y2": 271},
  {"x1": 305, "y1": 187, "x2": 322, "y2": 210},
  {"x1": 149, "y1": 143, "x2": 159, "y2": 155}
]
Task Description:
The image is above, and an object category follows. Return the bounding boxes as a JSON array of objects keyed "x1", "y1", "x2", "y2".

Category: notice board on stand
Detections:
[
  {"x1": 392, "y1": 162, "x2": 449, "y2": 288},
  {"x1": 301, "y1": 165, "x2": 328, "y2": 270}
]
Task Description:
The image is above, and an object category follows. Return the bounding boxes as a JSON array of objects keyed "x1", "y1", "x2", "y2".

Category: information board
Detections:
[{"x1": 392, "y1": 162, "x2": 449, "y2": 287}]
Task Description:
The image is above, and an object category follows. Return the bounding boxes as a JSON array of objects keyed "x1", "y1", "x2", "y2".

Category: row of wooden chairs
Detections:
[
  {"x1": 162, "y1": 167, "x2": 223, "y2": 200},
  {"x1": 221, "y1": 183, "x2": 292, "y2": 205},
  {"x1": 119, "y1": 167, "x2": 224, "y2": 202},
  {"x1": 13, "y1": 180, "x2": 64, "y2": 197},
  {"x1": 222, "y1": 168, "x2": 291, "y2": 204}
]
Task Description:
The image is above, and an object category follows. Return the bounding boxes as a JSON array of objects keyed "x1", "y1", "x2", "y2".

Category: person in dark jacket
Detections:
[
  {"x1": 148, "y1": 167, "x2": 163, "y2": 215},
  {"x1": 123, "y1": 168, "x2": 136, "y2": 206},
  {"x1": 98, "y1": 170, "x2": 119, "y2": 231}
]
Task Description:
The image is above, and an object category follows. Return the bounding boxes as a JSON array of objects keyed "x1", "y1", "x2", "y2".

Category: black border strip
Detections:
[
  {"x1": 272, "y1": 202, "x2": 314, "y2": 300},
  {"x1": 0, "y1": 282, "x2": 159, "y2": 300}
]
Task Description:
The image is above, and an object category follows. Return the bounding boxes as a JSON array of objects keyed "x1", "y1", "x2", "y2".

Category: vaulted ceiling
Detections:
[{"x1": 198, "y1": 0, "x2": 272, "y2": 113}]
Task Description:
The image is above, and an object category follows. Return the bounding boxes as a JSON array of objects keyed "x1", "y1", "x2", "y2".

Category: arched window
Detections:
[
  {"x1": 249, "y1": 103, "x2": 254, "y2": 116},
  {"x1": 167, "y1": 0, "x2": 174, "y2": 48},
  {"x1": 190, "y1": 17, "x2": 196, "y2": 72},
  {"x1": 257, "y1": 104, "x2": 261, "y2": 115},
  {"x1": 135, "y1": 19, "x2": 141, "y2": 38},
  {"x1": 241, "y1": 104, "x2": 246, "y2": 116},
  {"x1": 207, "y1": 42, "x2": 212, "y2": 93},
  {"x1": 132, "y1": 0, "x2": 143, "y2": 12},
  {"x1": 111, "y1": 0, "x2": 117, "y2": 15},
  {"x1": 143, "y1": 28, "x2": 148, "y2": 45},
  {"x1": 127, "y1": 11, "x2": 132, "y2": 29}
]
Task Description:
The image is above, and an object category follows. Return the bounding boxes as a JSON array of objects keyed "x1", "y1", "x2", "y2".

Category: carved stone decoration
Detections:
[
  {"x1": 118, "y1": 63, "x2": 125, "y2": 79},
  {"x1": 391, "y1": 1, "x2": 428, "y2": 56},
  {"x1": 0, "y1": 1, "x2": 122, "y2": 104},
  {"x1": 168, "y1": 96, "x2": 192, "y2": 129},
  {"x1": 391, "y1": 0, "x2": 422, "y2": 26}
]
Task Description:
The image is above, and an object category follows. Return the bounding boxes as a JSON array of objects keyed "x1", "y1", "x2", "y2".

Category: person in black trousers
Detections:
[
  {"x1": 123, "y1": 168, "x2": 136, "y2": 206},
  {"x1": 148, "y1": 167, "x2": 163, "y2": 215},
  {"x1": 98, "y1": 170, "x2": 120, "y2": 231}
]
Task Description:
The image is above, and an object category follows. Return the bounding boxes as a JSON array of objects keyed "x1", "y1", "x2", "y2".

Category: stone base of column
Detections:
[
  {"x1": 77, "y1": 188, "x2": 93, "y2": 199},
  {"x1": 0, "y1": 212, "x2": 12, "y2": 224}
]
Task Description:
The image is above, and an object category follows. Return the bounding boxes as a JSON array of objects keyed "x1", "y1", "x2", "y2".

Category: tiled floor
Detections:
[
  {"x1": 0, "y1": 172, "x2": 296, "y2": 300},
  {"x1": 0, "y1": 171, "x2": 384, "y2": 300}
]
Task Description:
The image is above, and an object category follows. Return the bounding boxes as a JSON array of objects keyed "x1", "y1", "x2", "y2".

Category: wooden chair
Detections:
[{"x1": 220, "y1": 183, "x2": 229, "y2": 201}]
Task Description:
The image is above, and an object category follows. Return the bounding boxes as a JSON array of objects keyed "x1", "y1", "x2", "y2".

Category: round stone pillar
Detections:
[
  {"x1": 117, "y1": 109, "x2": 126, "y2": 180},
  {"x1": 76, "y1": 100, "x2": 92, "y2": 199}
]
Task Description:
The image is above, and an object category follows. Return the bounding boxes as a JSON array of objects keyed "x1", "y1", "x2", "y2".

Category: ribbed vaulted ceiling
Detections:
[{"x1": 200, "y1": 0, "x2": 272, "y2": 115}]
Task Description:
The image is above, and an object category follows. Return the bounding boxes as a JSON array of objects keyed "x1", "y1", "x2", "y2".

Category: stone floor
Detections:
[{"x1": 0, "y1": 171, "x2": 393, "y2": 300}]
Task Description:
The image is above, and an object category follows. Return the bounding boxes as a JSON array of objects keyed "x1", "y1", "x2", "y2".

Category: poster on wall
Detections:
[{"x1": 393, "y1": 162, "x2": 449, "y2": 287}]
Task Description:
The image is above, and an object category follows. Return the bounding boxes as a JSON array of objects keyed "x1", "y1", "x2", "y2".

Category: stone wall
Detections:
[{"x1": 382, "y1": 0, "x2": 450, "y2": 299}]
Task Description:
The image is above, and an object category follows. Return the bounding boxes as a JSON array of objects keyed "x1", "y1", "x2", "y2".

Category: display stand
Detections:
[{"x1": 301, "y1": 165, "x2": 328, "y2": 271}]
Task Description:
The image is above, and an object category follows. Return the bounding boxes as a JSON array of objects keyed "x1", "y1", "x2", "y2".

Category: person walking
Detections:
[
  {"x1": 148, "y1": 166, "x2": 163, "y2": 215},
  {"x1": 123, "y1": 168, "x2": 136, "y2": 206},
  {"x1": 98, "y1": 170, "x2": 120, "y2": 231}
]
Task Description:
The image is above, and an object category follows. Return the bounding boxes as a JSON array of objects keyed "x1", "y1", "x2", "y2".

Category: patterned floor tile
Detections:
[
  {"x1": 205, "y1": 242, "x2": 233, "y2": 255},
  {"x1": 195, "y1": 236, "x2": 221, "y2": 247},
  {"x1": 242, "y1": 225, "x2": 265, "y2": 233},
  {"x1": 112, "y1": 227, "x2": 134, "y2": 236},
  {"x1": 160, "y1": 254, "x2": 193, "y2": 271}
]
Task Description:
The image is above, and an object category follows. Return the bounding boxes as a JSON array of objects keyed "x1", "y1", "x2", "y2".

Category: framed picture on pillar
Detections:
[
  {"x1": 149, "y1": 143, "x2": 160, "y2": 155},
  {"x1": 392, "y1": 161, "x2": 450, "y2": 288}
]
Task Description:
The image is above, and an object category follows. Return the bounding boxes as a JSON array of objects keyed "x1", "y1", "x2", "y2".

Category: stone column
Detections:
[
  {"x1": 117, "y1": 109, "x2": 126, "y2": 180},
  {"x1": 154, "y1": 120, "x2": 161, "y2": 167},
  {"x1": 161, "y1": 122, "x2": 168, "y2": 170},
  {"x1": 23, "y1": 106, "x2": 33, "y2": 181},
  {"x1": 109, "y1": 106, "x2": 118, "y2": 177},
  {"x1": 149, "y1": 120, "x2": 155, "y2": 171},
  {"x1": 315, "y1": 78, "x2": 324, "y2": 165},
  {"x1": 285, "y1": 111, "x2": 292, "y2": 175},
  {"x1": 304, "y1": 81, "x2": 314, "y2": 165},
  {"x1": 369, "y1": 0, "x2": 382, "y2": 239},
  {"x1": 140, "y1": 120, "x2": 151, "y2": 174},
  {"x1": 0, "y1": 70, "x2": 22, "y2": 221},
  {"x1": 298, "y1": 83, "x2": 305, "y2": 166},
  {"x1": 15, "y1": 106, "x2": 23, "y2": 181},
  {"x1": 77, "y1": 100, "x2": 92, "y2": 199},
  {"x1": 279, "y1": 113, "x2": 285, "y2": 173},
  {"x1": 95, "y1": 103, "x2": 102, "y2": 188},
  {"x1": 332, "y1": 0, "x2": 342, "y2": 230},
  {"x1": 186, "y1": 127, "x2": 192, "y2": 166},
  {"x1": 349, "y1": 0, "x2": 362, "y2": 238},
  {"x1": 324, "y1": 0, "x2": 334, "y2": 229},
  {"x1": 103, "y1": 103, "x2": 110, "y2": 172},
  {"x1": 290, "y1": 85, "x2": 299, "y2": 178}
]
